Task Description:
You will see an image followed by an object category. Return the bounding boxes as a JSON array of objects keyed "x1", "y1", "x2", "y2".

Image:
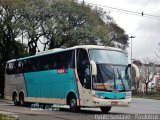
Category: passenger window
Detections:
[
  {"x1": 56, "y1": 50, "x2": 75, "y2": 69},
  {"x1": 6, "y1": 63, "x2": 11, "y2": 74},
  {"x1": 17, "y1": 61, "x2": 22, "y2": 73},
  {"x1": 13, "y1": 62, "x2": 19, "y2": 74},
  {"x1": 5, "y1": 50, "x2": 75, "y2": 74},
  {"x1": 6, "y1": 62, "x2": 17, "y2": 74}
]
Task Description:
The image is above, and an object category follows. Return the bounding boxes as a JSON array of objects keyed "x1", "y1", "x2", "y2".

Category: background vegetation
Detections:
[{"x1": 0, "y1": 0, "x2": 129, "y2": 97}]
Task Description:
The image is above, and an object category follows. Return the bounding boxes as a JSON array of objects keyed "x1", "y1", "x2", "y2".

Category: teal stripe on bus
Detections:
[
  {"x1": 24, "y1": 68, "x2": 78, "y2": 99},
  {"x1": 96, "y1": 92, "x2": 126, "y2": 100}
]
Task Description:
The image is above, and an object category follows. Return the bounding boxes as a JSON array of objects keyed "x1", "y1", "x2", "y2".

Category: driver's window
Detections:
[{"x1": 77, "y1": 49, "x2": 91, "y2": 89}]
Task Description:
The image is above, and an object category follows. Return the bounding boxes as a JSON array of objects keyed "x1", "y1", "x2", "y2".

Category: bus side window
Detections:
[
  {"x1": 6, "y1": 63, "x2": 10, "y2": 75},
  {"x1": 63, "y1": 52, "x2": 69, "y2": 68},
  {"x1": 12, "y1": 62, "x2": 18, "y2": 74},
  {"x1": 77, "y1": 49, "x2": 91, "y2": 89},
  {"x1": 71, "y1": 50, "x2": 75, "y2": 68},
  {"x1": 21, "y1": 60, "x2": 25, "y2": 73},
  {"x1": 48, "y1": 53, "x2": 57, "y2": 70},
  {"x1": 68, "y1": 50, "x2": 75, "y2": 68},
  {"x1": 6, "y1": 62, "x2": 16, "y2": 74},
  {"x1": 23, "y1": 59, "x2": 31, "y2": 73},
  {"x1": 17, "y1": 61, "x2": 22, "y2": 74},
  {"x1": 56, "y1": 53, "x2": 63, "y2": 69},
  {"x1": 22, "y1": 60, "x2": 27, "y2": 72},
  {"x1": 56, "y1": 52, "x2": 70, "y2": 69},
  {"x1": 62, "y1": 50, "x2": 75, "y2": 69},
  {"x1": 6, "y1": 63, "x2": 9, "y2": 74}
]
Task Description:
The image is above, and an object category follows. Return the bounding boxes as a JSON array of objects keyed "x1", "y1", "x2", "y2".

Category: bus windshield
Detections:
[
  {"x1": 89, "y1": 49, "x2": 131, "y2": 92},
  {"x1": 89, "y1": 49, "x2": 127, "y2": 65}
]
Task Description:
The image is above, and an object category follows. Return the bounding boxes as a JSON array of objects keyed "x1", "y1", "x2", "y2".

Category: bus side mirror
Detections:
[
  {"x1": 90, "y1": 61, "x2": 97, "y2": 75},
  {"x1": 131, "y1": 64, "x2": 140, "y2": 78}
]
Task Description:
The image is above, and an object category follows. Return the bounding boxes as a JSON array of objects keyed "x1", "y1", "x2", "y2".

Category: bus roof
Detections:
[
  {"x1": 8, "y1": 45, "x2": 125, "y2": 62},
  {"x1": 70, "y1": 45, "x2": 124, "y2": 51},
  {"x1": 7, "y1": 59, "x2": 16, "y2": 63}
]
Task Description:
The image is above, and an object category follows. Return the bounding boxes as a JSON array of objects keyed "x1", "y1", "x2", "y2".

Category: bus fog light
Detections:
[
  {"x1": 125, "y1": 96, "x2": 131, "y2": 99},
  {"x1": 94, "y1": 95, "x2": 99, "y2": 98},
  {"x1": 94, "y1": 95, "x2": 105, "y2": 99},
  {"x1": 125, "y1": 92, "x2": 131, "y2": 99},
  {"x1": 99, "y1": 96, "x2": 105, "y2": 99}
]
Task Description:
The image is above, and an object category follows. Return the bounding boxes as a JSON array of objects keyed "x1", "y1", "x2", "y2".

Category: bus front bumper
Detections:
[{"x1": 92, "y1": 97, "x2": 131, "y2": 107}]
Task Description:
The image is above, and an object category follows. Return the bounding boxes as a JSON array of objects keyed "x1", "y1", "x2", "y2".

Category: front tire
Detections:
[
  {"x1": 69, "y1": 95, "x2": 80, "y2": 112},
  {"x1": 100, "y1": 106, "x2": 111, "y2": 113}
]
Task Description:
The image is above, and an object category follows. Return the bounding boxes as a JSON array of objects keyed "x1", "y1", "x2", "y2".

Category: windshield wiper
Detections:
[{"x1": 117, "y1": 68, "x2": 126, "y2": 91}]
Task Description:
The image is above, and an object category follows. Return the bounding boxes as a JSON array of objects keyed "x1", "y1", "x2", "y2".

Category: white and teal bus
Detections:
[{"x1": 4, "y1": 45, "x2": 132, "y2": 113}]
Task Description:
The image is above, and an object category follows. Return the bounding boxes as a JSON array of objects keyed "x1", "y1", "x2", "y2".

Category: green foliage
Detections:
[
  {"x1": 0, "y1": 0, "x2": 129, "y2": 58},
  {"x1": 0, "y1": 0, "x2": 29, "y2": 97},
  {"x1": 107, "y1": 22, "x2": 128, "y2": 49},
  {"x1": 0, "y1": 0, "x2": 129, "y2": 97},
  {"x1": 15, "y1": 0, "x2": 128, "y2": 54},
  {"x1": 42, "y1": 0, "x2": 110, "y2": 48},
  {"x1": 0, "y1": 0, "x2": 28, "y2": 63},
  {"x1": 0, "y1": 114, "x2": 17, "y2": 120}
]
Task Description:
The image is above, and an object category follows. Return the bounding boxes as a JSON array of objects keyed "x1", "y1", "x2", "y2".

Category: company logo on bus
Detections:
[{"x1": 57, "y1": 68, "x2": 68, "y2": 74}]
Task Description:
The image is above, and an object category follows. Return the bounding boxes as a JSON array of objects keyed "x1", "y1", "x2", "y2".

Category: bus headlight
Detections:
[
  {"x1": 99, "y1": 96, "x2": 105, "y2": 99},
  {"x1": 94, "y1": 95, "x2": 105, "y2": 99},
  {"x1": 125, "y1": 92, "x2": 131, "y2": 99},
  {"x1": 125, "y1": 96, "x2": 131, "y2": 99}
]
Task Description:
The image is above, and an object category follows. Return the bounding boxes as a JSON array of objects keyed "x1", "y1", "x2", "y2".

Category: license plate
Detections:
[{"x1": 111, "y1": 101, "x2": 118, "y2": 105}]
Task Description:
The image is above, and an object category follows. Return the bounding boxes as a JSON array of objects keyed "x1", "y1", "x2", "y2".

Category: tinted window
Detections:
[
  {"x1": 56, "y1": 50, "x2": 75, "y2": 69},
  {"x1": 6, "y1": 50, "x2": 75, "y2": 74},
  {"x1": 6, "y1": 62, "x2": 19, "y2": 74},
  {"x1": 6, "y1": 62, "x2": 14, "y2": 74}
]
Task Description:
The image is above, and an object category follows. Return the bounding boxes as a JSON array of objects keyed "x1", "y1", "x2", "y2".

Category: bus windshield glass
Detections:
[
  {"x1": 89, "y1": 49, "x2": 131, "y2": 92},
  {"x1": 89, "y1": 49, "x2": 127, "y2": 65}
]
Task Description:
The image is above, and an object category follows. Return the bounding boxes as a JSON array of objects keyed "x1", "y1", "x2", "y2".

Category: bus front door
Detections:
[{"x1": 76, "y1": 48, "x2": 92, "y2": 106}]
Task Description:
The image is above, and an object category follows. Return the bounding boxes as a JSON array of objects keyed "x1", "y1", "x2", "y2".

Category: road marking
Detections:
[
  {"x1": 150, "y1": 107, "x2": 160, "y2": 111},
  {"x1": 132, "y1": 104, "x2": 160, "y2": 111}
]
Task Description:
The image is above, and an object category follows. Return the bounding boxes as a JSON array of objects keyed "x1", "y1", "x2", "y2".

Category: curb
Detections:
[{"x1": 0, "y1": 99, "x2": 13, "y2": 104}]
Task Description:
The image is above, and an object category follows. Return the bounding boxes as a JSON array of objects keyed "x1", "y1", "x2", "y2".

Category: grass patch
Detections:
[
  {"x1": 132, "y1": 95, "x2": 160, "y2": 100},
  {"x1": 0, "y1": 113, "x2": 17, "y2": 120}
]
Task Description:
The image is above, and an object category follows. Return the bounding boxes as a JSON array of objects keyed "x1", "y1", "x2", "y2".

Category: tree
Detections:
[
  {"x1": 0, "y1": 0, "x2": 28, "y2": 97},
  {"x1": 19, "y1": 0, "x2": 50, "y2": 55},
  {"x1": 107, "y1": 22, "x2": 129, "y2": 50},
  {"x1": 137, "y1": 58, "x2": 159, "y2": 95},
  {"x1": 1, "y1": 0, "x2": 129, "y2": 55},
  {"x1": 39, "y1": 0, "x2": 110, "y2": 50},
  {"x1": 20, "y1": 0, "x2": 129, "y2": 52},
  {"x1": 0, "y1": 0, "x2": 129, "y2": 97}
]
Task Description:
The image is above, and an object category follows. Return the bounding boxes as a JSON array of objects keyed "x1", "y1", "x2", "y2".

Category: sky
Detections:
[{"x1": 80, "y1": 0, "x2": 160, "y2": 62}]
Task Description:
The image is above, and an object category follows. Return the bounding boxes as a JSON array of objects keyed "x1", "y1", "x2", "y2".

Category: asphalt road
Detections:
[{"x1": 0, "y1": 98, "x2": 160, "y2": 120}]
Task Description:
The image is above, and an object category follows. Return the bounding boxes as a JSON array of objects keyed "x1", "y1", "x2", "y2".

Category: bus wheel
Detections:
[
  {"x1": 69, "y1": 95, "x2": 80, "y2": 112},
  {"x1": 13, "y1": 95, "x2": 19, "y2": 106},
  {"x1": 19, "y1": 93, "x2": 25, "y2": 106},
  {"x1": 100, "y1": 106, "x2": 111, "y2": 113}
]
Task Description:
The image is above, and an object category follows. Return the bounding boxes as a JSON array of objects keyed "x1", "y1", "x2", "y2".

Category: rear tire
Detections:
[
  {"x1": 69, "y1": 95, "x2": 80, "y2": 112},
  {"x1": 13, "y1": 95, "x2": 19, "y2": 106},
  {"x1": 100, "y1": 106, "x2": 111, "y2": 113},
  {"x1": 19, "y1": 93, "x2": 25, "y2": 106}
]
